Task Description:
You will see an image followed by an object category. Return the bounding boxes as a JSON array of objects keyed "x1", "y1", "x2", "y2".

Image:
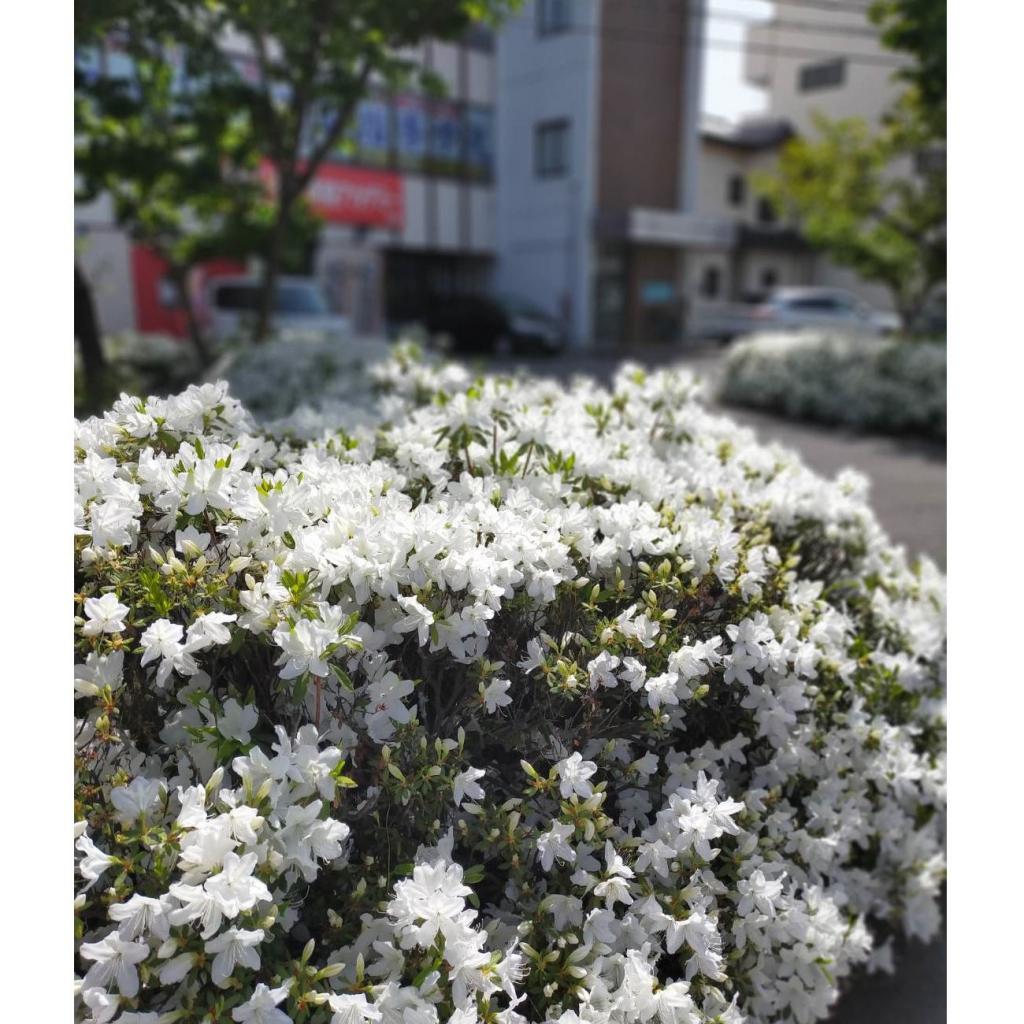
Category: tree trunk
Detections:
[
  {"x1": 170, "y1": 267, "x2": 212, "y2": 367},
  {"x1": 252, "y1": 190, "x2": 292, "y2": 344},
  {"x1": 74, "y1": 264, "x2": 106, "y2": 392}
]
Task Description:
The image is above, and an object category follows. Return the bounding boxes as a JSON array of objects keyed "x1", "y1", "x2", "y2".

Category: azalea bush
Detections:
[
  {"x1": 213, "y1": 333, "x2": 397, "y2": 427},
  {"x1": 75, "y1": 343, "x2": 945, "y2": 1024},
  {"x1": 719, "y1": 332, "x2": 946, "y2": 438}
]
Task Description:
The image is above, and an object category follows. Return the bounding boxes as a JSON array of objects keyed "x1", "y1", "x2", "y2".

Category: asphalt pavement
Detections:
[{"x1": 470, "y1": 344, "x2": 947, "y2": 1023}]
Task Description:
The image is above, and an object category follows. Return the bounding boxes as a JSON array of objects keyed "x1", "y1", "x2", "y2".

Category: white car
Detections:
[
  {"x1": 747, "y1": 288, "x2": 901, "y2": 337},
  {"x1": 203, "y1": 275, "x2": 351, "y2": 344}
]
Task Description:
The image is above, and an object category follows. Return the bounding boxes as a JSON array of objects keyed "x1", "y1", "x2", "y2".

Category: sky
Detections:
[{"x1": 700, "y1": 0, "x2": 773, "y2": 123}]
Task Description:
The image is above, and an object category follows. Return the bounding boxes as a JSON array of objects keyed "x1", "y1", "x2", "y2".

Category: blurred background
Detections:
[{"x1": 74, "y1": 0, "x2": 945, "y2": 374}]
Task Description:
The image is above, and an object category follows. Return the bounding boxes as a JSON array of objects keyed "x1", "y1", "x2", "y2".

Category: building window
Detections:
[
  {"x1": 537, "y1": 0, "x2": 572, "y2": 36},
  {"x1": 756, "y1": 197, "x2": 777, "y2": 225},
  {"x1": 727, "y1": 174, "x2": 746, "y2": 207},
  {"x1": 700, "y1": 266, "x2": 721, "y2": 299},
  {"x1": 798, "y1": 58, "x2": 846, "y2": 92},
  {"x1": 535, "y1": 119, "x2": 570, "y2": 177}
]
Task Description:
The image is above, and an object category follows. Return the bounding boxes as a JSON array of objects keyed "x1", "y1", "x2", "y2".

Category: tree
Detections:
[
  {"x1": 190, "y1": 0, "x2": 520, "y2": 342},
  {"x1": 75, "y1": 262, "x2": 106, "y2": 395},
  {"x1": 75, "y1": 2, "x2": 319, "y2": 364},
  {"x1": 869, "y1": 0, "x2": 946, "y2": 138},
  {"x1": 757, "y1": 116, "x2": 945, "y2": 332},
  {"x1": 756, "y1": 0, "x2": 945, "y2": 334}
]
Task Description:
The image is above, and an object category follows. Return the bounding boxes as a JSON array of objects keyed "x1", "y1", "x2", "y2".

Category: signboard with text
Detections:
[{"x1": 260, "y1": 159, "x2": 404, "y2": 230}]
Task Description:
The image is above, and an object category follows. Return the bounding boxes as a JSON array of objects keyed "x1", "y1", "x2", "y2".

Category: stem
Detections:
[{"x1": 521, "y1": 442, "x2": 535, "y2": 478}]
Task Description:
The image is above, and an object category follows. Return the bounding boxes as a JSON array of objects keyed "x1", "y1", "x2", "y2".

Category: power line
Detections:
[{"x1": 566, "y1": 23, "x2": 906, "y2": 70}]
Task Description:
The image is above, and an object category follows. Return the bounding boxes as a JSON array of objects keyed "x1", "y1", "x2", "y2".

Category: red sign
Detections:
[{"x1": 260, "y1": 159, "x2": 404, "y2": 229}]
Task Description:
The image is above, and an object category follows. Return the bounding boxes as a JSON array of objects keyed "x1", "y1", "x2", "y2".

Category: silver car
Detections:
[
  {"x1": 747, "y1": 288, "x2": 901, "y2": 337},
  {"x1": 203, "y1": 275, "x2": 351, "y2": 344}
]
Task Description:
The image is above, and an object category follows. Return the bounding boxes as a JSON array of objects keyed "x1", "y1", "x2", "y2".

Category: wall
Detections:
[
  {"x1": 596, "y1": 0, "x2": 687, "y2": 212},
  {"x1": 745, "y1": 10, "x2": 909, "y2": 136},
  {"x1": 495, "y1": 0, "x2": 601, "y2": 344}
]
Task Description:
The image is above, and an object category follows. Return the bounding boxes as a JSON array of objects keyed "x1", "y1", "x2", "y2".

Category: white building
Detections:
[
  {"x1": 496, "y1": 0, "x2": 709, "y2": 348},
  {"x1": 745, "y1": 3, "x2": 910, "y2": 136},
  {"x1": 690, "y1": 115, "x2": 812, "y2": 319}
]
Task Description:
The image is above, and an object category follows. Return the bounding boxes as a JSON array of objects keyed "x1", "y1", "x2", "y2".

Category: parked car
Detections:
[
  {"x1": 747, "y1": 288, "x2": 901, "y2": 337},
  {"x1": 416, "y1": 292, "x2": 567, "y2": 355},
  {"x1": 690, "y1": 287, "x2": 901, "y2": 343},
  {"x1": 202, "y1": 276, "x2": 351, "y2": 344}
]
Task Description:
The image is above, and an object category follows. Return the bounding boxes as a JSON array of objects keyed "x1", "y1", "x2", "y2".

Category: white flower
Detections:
[
  {"x1": 204, "y1": 851, "x2": 272, "y2": 918},
  {"x1": 215, "y1": 698, "x2": 259, "y2": 744},
  {"x1": 736, "y1": 869, "x2": 785, "y2": 917},
  {"x1": 205, "y1": 927, "x2": 264, "y2": 987},
  {"x1": 82, "y1": 592, "x2": 130, "y2": 636},
  {"x1": 139, "y1": 618, "x2": 184, "y2": 664},
  {"x1": 555, "y1": 752, "x2": 597, "y2": 799},
  {"x1": 453, "y1": 766, "x2": 486, "y2": 807},
  {"x1": 79, "y1": 934, "x2": 149, "y2": 997},
  {"x1": 76, "y1": 834, "x2": 116, "y2": 889},
  {"x1": 81, "y1": 987, "x2": 120, "y2": 1024},
  {"x1": 394, "y1": 594, "x2": 435, "y2": 645},
  {"x1": 110, "y1": 777, "x2": 165, "y2": 825},
  {"x1": 75, "y1": 650, "x2": 125, "y2": 696},
  {"x1": 593, "y1": 840, "x2": 635, "y2": 910},
  {"x1": 482, "y1": 676, "x2": 512, "y2": 713},
  {"x1": 189, "y1": 611, "x2": 237, "y2": 647},
  {"x1": 231, "y1": 982, "x2": 292, "y2": 1023},
  {"x1": 108, "y1": 894, "x2": 170, "y2": 940},
  {"x1": 326, "y1": 993, "x2": 383, "y2": 1024},
  {"x1": 536, "y1": 821, "x2": 576, "y2": 871}
]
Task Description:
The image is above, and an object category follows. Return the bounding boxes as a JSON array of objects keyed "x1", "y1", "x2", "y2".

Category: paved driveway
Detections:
[{"x1": 473, "y1": 345, "x2": 947, "y2": 1022}]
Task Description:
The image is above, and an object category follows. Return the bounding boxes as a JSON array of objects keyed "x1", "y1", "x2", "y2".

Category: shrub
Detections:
[
  {"x1": 212, "y1": 332, "x2": 394, "y2": 428},
  {"x1": 75, "y1": 345, "x2": 945, "y2": 1024},
  {"x1": 718, "y1": 332, "x2": 946, "y2": 438}
]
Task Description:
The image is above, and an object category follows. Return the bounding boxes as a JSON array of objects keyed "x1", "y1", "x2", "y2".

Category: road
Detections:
[{"x1": 474, "y1": 345, "x2": 947, "y2": 1023}]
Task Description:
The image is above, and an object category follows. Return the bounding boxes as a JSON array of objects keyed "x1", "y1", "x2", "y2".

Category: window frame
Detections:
[
  {"x1": 756, "y1": 196, "x2": 777, "y2": 225},
  {"x1": 797, "y1": 58, "x2": 846, "y2": 92},
  {"x1": 727, "y1": 174, "x2": 746, "y2": 208},
  {"x1": 536, "y1": 0, "x2": 572, "y2": 37},
  {"x1": 534, "y1": 118, "x2": 571, "y2": 178}
]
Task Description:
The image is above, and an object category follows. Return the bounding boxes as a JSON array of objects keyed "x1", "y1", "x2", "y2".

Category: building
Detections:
[
  {"x1": 76, "y1": 1, "x2": 720, "y2": 350},
  {"x1": 733, "y1": 1, "x2": 917, "y2": 311},
  {"x1": 690, "y1": 114, "x2": 812, "y2": 318},
  {"x1": 75, "y1": 29, "x2": 498, "y2": 340},
  {"x1": 745, "y1": 3, "x2": 910, "y2": 137},
  {"x1": 496, "y1": 0, "x2": 708, "y2": 348}
]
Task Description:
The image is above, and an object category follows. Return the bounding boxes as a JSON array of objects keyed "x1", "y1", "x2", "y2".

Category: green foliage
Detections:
[
  {"x1": 756, "y1": 116, "x2": 945, "y2": 330},
  {"x1": 869, "y1": 0, "x2": 946, "y2": 137}
]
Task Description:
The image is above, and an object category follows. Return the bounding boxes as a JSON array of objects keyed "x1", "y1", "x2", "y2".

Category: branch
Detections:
[
  {"x1": 292, "y1": 58, "x2": 373, "y2": 198},
  {"x1": 251, "y1": 30, "x2": 284, "y2": 164}
]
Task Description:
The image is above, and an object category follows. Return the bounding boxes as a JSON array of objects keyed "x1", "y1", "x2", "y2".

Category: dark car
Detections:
[{"x1": 419, "y1": 293, "x2": 567, "y2": 355}]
